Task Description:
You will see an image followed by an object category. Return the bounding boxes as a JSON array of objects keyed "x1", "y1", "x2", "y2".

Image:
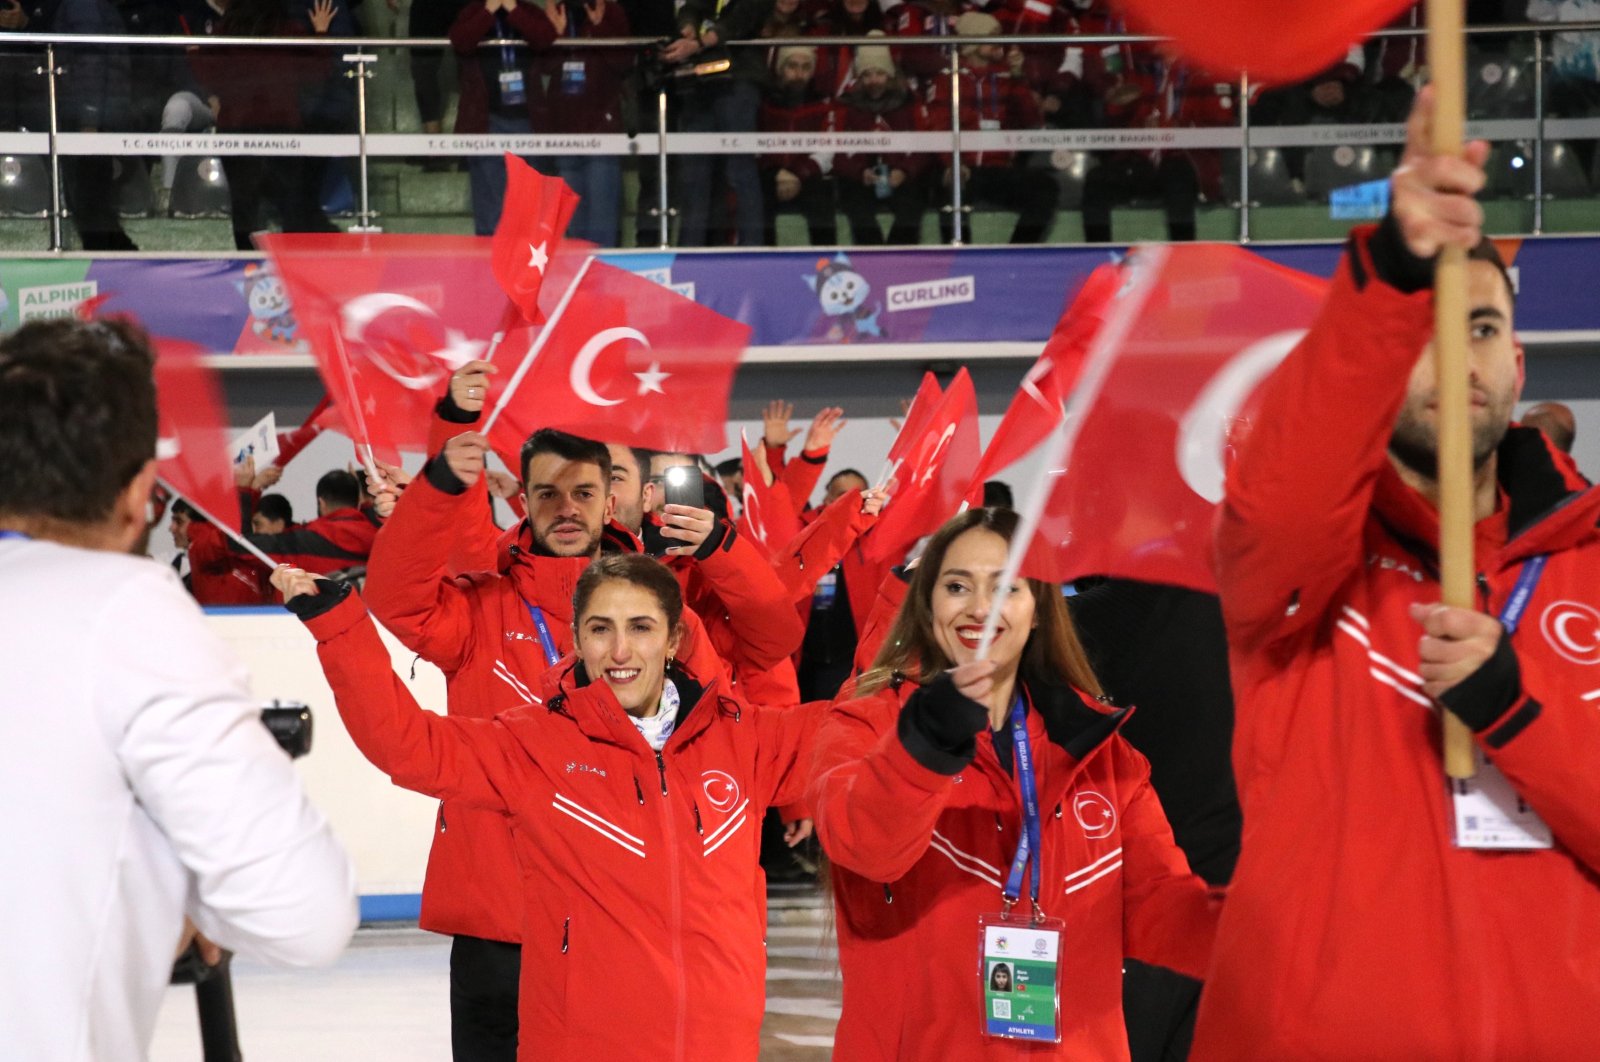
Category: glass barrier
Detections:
[{"x1": 1, "y1": 20, "x2": 1599, "y2": 253}]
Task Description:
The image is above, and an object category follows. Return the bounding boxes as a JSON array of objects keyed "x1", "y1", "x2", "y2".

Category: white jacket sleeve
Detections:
[{"x1": 98, "y1": 570, "x2": 359, "y2": 967}]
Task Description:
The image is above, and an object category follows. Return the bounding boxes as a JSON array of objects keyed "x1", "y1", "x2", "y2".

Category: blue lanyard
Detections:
[
  {"x1": 1498, "y1": 554, "x2": 1549, "y2": 636},
  {"x1": 523, "y1": 602, "x2": 561, "y2": 667},
  {"x1": 1001, "y1": 696, "x2": 1045, "y2": 914},
  {"x1": 496, "y1": 14, "x2": 517, "y2": 71},
  {"x1": 0, "y1": 530, "x2": 30, "y2": 542}
]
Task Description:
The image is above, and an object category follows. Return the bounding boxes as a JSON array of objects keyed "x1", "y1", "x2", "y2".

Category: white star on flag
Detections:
[
  {"x1": 528, "y1": 241, "x2": 549, "y2": 273},
  {"x1": 633, "y1": 361, "x2": 670, "y2": 396}
]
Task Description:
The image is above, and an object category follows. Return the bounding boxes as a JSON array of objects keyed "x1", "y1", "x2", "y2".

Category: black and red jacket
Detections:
[{"x1": 243, "y1": 506, "x2": 379, "y2": 577}]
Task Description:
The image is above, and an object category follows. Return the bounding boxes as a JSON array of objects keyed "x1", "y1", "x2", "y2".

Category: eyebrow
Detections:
[
  {"x1": 1470, "y1": 306, "x2": 1507, "y2": 323},
  {"x1": 530, "y1": 481, "x2": 603, "y2": 492}
]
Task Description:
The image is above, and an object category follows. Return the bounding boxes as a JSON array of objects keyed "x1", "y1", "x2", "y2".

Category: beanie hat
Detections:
[
  {"x1": 854, "y1": 31, "x2": 895, "y2": 77},
  {"x1": 776, "y1": 45, "x2": 819, "y2": 73},
  {"x1": 954, "y1": 11, "x2": 1000, "y2": 36}
]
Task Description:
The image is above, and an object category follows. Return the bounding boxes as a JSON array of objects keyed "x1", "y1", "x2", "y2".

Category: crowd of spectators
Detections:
[{"x1": 3, "y1": 0, "x2": 1598, "y2": 247}]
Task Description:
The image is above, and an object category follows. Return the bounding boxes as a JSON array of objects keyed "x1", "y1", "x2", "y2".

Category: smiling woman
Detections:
[
  {"x1": 272, "y1": 551, "x2": 825, "y2": 1062},
  {"x1": 809, "y1": 507, "x2": 1220, "y2": 1061}
]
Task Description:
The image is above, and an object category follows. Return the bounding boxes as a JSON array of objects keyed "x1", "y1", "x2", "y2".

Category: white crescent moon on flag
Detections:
[
  {"x1": 1175, "y1": 329, "x2": 1305, "y2": 504},
  {"x1": 338, "y1": 292, "x2": 480, "y2": 389},
  {"x1": 571, "y1": 327, "x2": 650, "y2": 408}
]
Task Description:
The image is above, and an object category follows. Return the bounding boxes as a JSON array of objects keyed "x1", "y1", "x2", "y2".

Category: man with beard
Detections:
[
  {"x1": 1196, "y1": 87, "x2": 1600, "y2": 1060},
  {"x1": 834, "y1": 41, "x2": 931, "y2": 246},
  {"x1": 757, "y1": 46, "x2": 840, "y2": 247}
]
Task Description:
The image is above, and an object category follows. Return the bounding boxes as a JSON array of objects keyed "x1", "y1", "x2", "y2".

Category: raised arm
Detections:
[
  {"x1": 279, "y1": 570, "x2": 530, "y2": 813},
  {"x1": 809, "y1": 668, "x2": 989, "y2": 882}
]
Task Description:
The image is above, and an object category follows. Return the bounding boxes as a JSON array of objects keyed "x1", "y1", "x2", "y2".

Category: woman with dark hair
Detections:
[
  {"x1": 809, "y1": 508, "x2": 1219, "y2": 1060},
  {"x1": 271, "y1": 552, "x2": 817, "y2": 1061},
  {"x1": 988, "y1": 962, "x2": 1012, "y2": 992}
]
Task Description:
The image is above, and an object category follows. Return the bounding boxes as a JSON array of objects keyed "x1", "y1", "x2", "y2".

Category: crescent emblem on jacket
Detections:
[{"x1": 1539, "y1": 601, "x2": 1600, "y2": 665}]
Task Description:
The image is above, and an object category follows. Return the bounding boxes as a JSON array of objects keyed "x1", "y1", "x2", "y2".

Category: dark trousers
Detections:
[
  {"x1": 762, "y1": 172, "x2": 837, "y2": 246},
  {"x1": 1082, "y1": 153, "x2": 1199, "y2": 244},
  {"x1": 223, "y1": 153, "x2": 334, "y2": 251},
  {"x1": 61, "y1": 155, "x2": 136, "y2": 250},
  {"x1": 450, "y1": 934, "x2": 521, "y2": 1062},
  {"x1": 676, "y1": 79, "x2": 763, "y2": 246},
  {"x1": 1123, "y1": 959, "x2": 1200, "y2": 1062},
  {"x1": 838, "y1": 176, "x2": 927, "y2": 245},
  {"x1": 942, "y1": 164, "x2": 1057, "y2": 244},
  {"x1": 409, "y1": 0, "x2": 468, "y2": 125}
]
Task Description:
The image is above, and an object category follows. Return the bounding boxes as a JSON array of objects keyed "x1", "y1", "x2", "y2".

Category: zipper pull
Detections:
[
  {"x1": 654, "y1": 750, "x2": 669, "y2": 795},
  {"x1": 692, "y1": 801, "x2": 704, "y2": 836},
  {"x1": 437, "y1": 800, "x2": 447, "y2": 833},
  {"x1": 994, "y1": 812, "x2": 1004, "y2": 832},
  {"x1": 1476, "y1": 573, "x2": 1491, "y2": 605},
  {"x1": 561, "y1": 917, "x2": 569, "y2": 954},
  {"x1": 883, "y1": 883, "x2": 894, "y2": 904},
  {"x1": 633, "y1": 777, "x2": 645, "y2": 805}
]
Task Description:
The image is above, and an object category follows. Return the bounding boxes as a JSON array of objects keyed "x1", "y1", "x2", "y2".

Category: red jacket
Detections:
[
  {"x1": 449, "y1": 1, "x2": 556, "y2": 133},
  {"x1": 833, "y1": 84, "x2": 932, "y2": 185},
  {"x1": 535, "y1": 1, "x2": 631, "y2": 134},
  {"x1": 245, "y1": 506, "x2": 378, "y2": 576},
  {"x1": 810, "y1": 673, "x2": 1217, "y2": 1060},
  {"x1": 925, "y1": 60, "x2": 1043, "y2": 170},
  {"x1": 1198, "y1": 225, "x2": 1600, "y2": 1059},
  {"x1": 186, "y1": 521, "x2": 268, "y2": 605},
  {"x1": 363, "y1": 466, "x2": 729, "y2": 944},
  {"x1": 757, "y1": 87, "x2": 838, "y2": 182},
  {"x1": 189, "y1": 23, "x2": 329, "y2": 131},
  {"x1": 763, "y1": 440, "x2": 829, "y2": 509},
  {"x1": 303, "y1": 589, "x2": 818, "y2": 1061}
]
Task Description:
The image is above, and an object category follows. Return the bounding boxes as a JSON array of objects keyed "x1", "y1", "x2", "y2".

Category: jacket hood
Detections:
[{"x1": 1373, "y1": 423, "x2": 1600, "y2": 570}]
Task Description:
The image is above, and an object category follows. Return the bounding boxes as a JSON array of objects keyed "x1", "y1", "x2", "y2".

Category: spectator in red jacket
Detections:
[
  {"x1": 810, "y1": 507, "x2": 1217, "y2": 1060},
  {"x1": 539, "y1": 0, "x2": 631, "y2": 245},
  {"x1": 759, "y1": 46, "x2": 840, "y2": 246},
  {"x1": 274, "y1": 551, "x2": 820, "y2": 1061},
  {"x1": 834, "y1": 39, "x2": 932, "y2": 245},
  {"x1": 240, "y1": 469, "x2": 379, "y2": 577},
  {"x1": 188, "y1": 0, "x2": 339, "y2": 250},
  {"x1": 927, "y1": 12, "x2": 1059, "y2": 243},
  {"x1": 449, "y1": 0, "x2": 557, "y2": 234},
  {"x1": 885, "y1": 0, "x2": 970, "y2": 97},
  {"x1": 169, "y1": 501, "x2": 269, "y2": 605},
  {"x1": 808, "y1": 0, "x2": 886, "y2": 100}
]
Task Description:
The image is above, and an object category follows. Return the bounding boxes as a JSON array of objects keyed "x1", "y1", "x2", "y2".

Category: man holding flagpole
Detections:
[{"x1": 1196, "y1": 87, "x2": 1600, "y2": 1059}]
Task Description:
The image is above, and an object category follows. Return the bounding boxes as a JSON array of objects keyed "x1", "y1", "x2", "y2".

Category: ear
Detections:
[
  {"x1": 666, "y1": 623, "x2": 684, "y2": 663},
  {"x1": 641, "y1": 479, "x2": 658, "y2": 512},
  {"x1": 116, "y1": 461, "x2": 160, "y2": 553},
  {"x1": 604, "y1": 491, "x2": 617, "y2": 523},
  {"x1": 1514, "y1": 337, "x2": 1527, "y2": 396}
]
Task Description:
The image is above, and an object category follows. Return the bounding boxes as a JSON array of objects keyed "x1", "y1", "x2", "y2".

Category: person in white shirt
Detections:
[{"x1": 0, "y1": 318, "x2": 359, "y2": 1062}]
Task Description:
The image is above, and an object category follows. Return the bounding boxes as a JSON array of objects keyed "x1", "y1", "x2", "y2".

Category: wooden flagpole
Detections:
[{"x1": 1428, "y1": 0, "x2": 1478, "y2": 780}]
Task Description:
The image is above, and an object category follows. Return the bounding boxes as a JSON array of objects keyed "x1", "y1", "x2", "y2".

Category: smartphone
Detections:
[{"x1": 662, "y1": 464, "x2": 706, "y2": 511}]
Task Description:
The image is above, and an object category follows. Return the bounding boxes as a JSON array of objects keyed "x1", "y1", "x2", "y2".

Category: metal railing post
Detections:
[
  {"x1": 1532, "y1": 30, "x2": 1545, "y2": 235},
  {"x1": 656, "y1": 86, "x2": 671, "y2": 249},
  {"x1": 346, "y1": 50, "x2": 380, "y2": 232},
  {"x1": 44, "y1": 42, "x2": 62, "y2": 251},
  {"x1": 948, "y1": 41, "x2": 964, "y2": 246},
  {"x1": 1239, "y1": 73, "x2": 1251, "y2": 243}
]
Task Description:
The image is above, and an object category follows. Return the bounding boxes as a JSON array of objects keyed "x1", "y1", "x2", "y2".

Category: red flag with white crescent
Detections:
[
  {"x1": 866, "y1": 368, "x2": 981, "y2": 563},
  {"x1": 492, "y1": 156, "x2": 580, "y2": 325},
  {"x1": 738, "y1": 433, "x2": 802, "y2": 556},
  {"x1": 153, "y1": 337, "x2": 237, "y2": 527},
  {"x1": 487, "y1": 261, "x2": 750, "y2": 456}
]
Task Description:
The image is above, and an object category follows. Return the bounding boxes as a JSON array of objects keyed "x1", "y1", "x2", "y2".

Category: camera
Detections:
[{"x1": 261, "y1": 699, "x2": 313, "y2": 759}]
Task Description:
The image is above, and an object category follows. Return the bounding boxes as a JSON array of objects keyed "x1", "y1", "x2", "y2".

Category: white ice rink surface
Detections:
[{"x1": 150, "y1": 895, "x2": 841, "y2": 1060}]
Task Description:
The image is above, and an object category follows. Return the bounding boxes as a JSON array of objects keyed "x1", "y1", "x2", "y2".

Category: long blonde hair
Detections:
[{"x1": 855, "y1": 507, "x2": 1102, "y2": 700}]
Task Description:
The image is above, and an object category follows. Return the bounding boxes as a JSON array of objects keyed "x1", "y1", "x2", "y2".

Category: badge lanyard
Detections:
[
  {"x1": 523, "y1": 602, "x2": 561, "y2": 667},
  {"x1": 1498, "y1": 554, "x2": 1548, "y2": 635},
  {"x1": 1001, "y1": 696, "x2": 1046, "y2": 923},
  {"x1": 496, "y1": 14, "x2": 517, "y2": 71},
  {"x1": 1449, "y1": 554, "x2": 1554, "y2": 851}
]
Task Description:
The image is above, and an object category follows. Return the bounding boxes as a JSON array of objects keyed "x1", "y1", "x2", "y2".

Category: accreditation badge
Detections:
[
  {"x1": 1450, "y1": 747, "x2": 1553, "y2": 850},
  {"x1": 977, "y1": 912, "x2": 1064, "y2": 1043}
]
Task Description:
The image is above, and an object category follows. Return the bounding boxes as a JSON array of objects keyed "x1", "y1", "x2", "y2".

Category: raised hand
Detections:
[
  {"x1": 1391, "y1": 85, "x2": 1490, "y2": 260},
  {"x1": 762, "y1": 399, "x2": 802, "y2": 448},
  {"x1": 659, "y1": 504, "x2": 715, "y2": 556},
  {"x1": 442, "y1": 431, "x2": 490, "y2": 488},
  {"x1": 450, "y1": 359, "x2": 497, "y2": 414},
  {"x1": 803, "y1": 406, "x2": 847, "y2": 452},
  {"x1": 308, "y1": 0, "x2": 338, "y2": 33}
]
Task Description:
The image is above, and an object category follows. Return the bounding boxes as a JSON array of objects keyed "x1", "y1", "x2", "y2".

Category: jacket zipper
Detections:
[
  {"x1": 561, "y1": 916, "x2": 569, "y2": 954},
  {"x1": 437, "y1": 801, "x2": 447, "y2": 833},
  {"x1": 634, "y1": 777, "x2": 645, "y2": 805},
  {"x1": 691, "y1": 800, "x2": 703, "y2": 837},
  {"x1": 654, "y1": 749, "x2": 690, "y2": 1061}
]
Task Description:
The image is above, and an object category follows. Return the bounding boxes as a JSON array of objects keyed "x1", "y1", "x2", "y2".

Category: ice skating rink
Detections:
[{"x1": 149, "y1": 887, "x2": 841, "y2": 1060}]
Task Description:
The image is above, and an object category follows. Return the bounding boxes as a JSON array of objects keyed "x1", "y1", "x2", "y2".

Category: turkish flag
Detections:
[
  {"x1": 866, "y1": 368, "x2": 981, "y2": 563},
  {"x1": 973, "y1": 262, "x2": 1121, "y2": 488},
  {"x1": 1114, "y1": 0, "x2": 1415, "y2": 82},
  {"x1": 261, "y1": 233, "x2": 510, "y2": 464},
  {"x1": 488, "y1": 261, "x2": 750, "y2": 456},
  {"x1": 1016, "y1": 244, "x2": 1327, "y2": 591},
  {"x1": 883, "y1": 371, "x2": 944, "y2": 480},
  {"x1": 153, "y1": 338, "x2": 238, "y2": 528},
  {"x1": 492, "y1": 156, "x2": 580, "y2": 324},
  {"x1": 738, "y1": 433, "x2": 802, "y2": 556}
]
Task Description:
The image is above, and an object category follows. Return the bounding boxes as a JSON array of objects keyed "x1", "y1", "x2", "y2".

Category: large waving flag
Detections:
[
  {"x1": 1005, "y1": 244, "x2": 1328, "y2": 594},
  {"x1": 866, "y1": 368, "x2": 981, "y2": 563},
  {"x1": 485, "y1": 261, "x2": 750, "y2": 456},
  {"x1": 1115, "y1": 0, "x2": 1416, "y2": 82},
  {"x1": 261, "y1": 233, "x2": 509, "y2": 463},
  {"x1": 738, "y1": 433, "x2": 803, "y2": 557}
]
